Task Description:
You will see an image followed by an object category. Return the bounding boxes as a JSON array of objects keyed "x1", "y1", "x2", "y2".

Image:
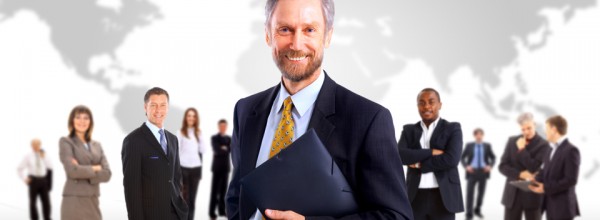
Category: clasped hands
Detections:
[
  {"x1": 71, "y1": 158, "x2": 102, "y2": 172},
  {"x1": 409, "y1": 148, "x2": 445, "y2": 169}
]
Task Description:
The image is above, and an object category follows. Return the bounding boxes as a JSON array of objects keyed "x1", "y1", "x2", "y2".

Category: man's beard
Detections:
[{"x1": 274, "y1": 49, "x2": 323, "y2": 82}]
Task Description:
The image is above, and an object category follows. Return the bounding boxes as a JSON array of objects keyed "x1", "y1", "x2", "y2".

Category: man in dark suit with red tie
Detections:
[
  {"x1": 529, "y1": 115, "x2": 580, "y2": 220},
  {"x1": 461, "y1": 128, "x2": 496, "y2": 220},
  {"x1": 398, "y1": 88, "x2": 464, "y2": 220},
  {"x1": 225, "y1": 0, "x2": 412, "y2": 219},
  {"x1": 122, "y1": 87, "x2": 189, "y2": 220},
  {"x1": 499, "y1": 112, "x2": 550, "y2": 220}
]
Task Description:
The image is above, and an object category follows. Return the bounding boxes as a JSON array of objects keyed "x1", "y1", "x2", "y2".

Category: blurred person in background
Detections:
[
  {"x1": 59, "y1": 105, "x2": 111, "y2": 220},
  {"x1": 461, "y1": 128, "x2": 496, "y2": 220},
  {"x1": 529, "y1": 115, "x2": 580, "y2": 220},
  {"x1": 18, "y1": 138, "x2": 53, "y2": 220},
  {"x1": 499, "y1": 112, "x2": 550, "y2": 220},
  {"x1": 208, "y1": 119, "x2": 231, "y2": 220},
  {"x1": 177, "y1": 107, "x2": 207, "y2": 220}
]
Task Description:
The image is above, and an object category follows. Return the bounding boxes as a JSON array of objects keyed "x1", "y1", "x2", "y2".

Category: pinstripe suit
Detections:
[
  {"x1": 225, "y1": 73, "x2": 413, "y2": 220},
  {"x1": 122, "y1": 123, "x2": 189, "y2": 220}
]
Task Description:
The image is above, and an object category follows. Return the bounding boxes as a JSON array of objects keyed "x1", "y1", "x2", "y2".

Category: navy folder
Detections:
[{"x1": 240, "y1": 129, "x2": 358, "y2": 218}]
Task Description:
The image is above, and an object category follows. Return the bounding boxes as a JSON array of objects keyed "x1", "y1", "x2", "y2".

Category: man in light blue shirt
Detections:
[{"x1": 461, "y1": 128, "x2": 496, "y2": 220}]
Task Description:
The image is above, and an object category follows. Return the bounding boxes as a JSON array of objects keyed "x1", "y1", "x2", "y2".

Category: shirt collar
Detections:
[
  {"x1": 420, "y1": 117, "x2": 441, "y2": 131},
  {"x1": 145, "y1": 120, "x2": 163, "y2": 133},
  {"x1": 275, "y1": 70, "x2": 325, "y2": 117},
  {"x1": 551, "y1": 136, "x2": 567, "y2": 149}
]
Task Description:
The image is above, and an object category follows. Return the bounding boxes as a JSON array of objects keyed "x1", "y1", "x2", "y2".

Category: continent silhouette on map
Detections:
[
  {"x1": 115, "y1": 85, "x2": 184, "y2": 133},
  {"x1": 0, "y1": 0, "x2": 161, "y2": 92},
  {"x1": 0, "y1": 0, "x2": 185, "y2": 132},
  {"x1": 237, "y1": 0, "x2": 595, "y2": 120}
]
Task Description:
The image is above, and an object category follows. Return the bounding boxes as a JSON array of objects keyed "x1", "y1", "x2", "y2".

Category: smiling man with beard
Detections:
[
  {"x1": 225, "y1": 0, "x2": 413, "y2": 219},
  {"x1": 398, "y1": 88, "x2": 464, "y2": 220}
]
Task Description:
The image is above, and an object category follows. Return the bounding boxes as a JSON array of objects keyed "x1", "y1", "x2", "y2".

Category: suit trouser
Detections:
[
  {"x1": 29, "y1": 176, "x2": 51, "y2": 220},
  {"x1": 466, "y1": 170, "x2": 487, "y2": 218},
  {"x1": 412, "y1": 188, "x2": 454, "y2": 220},
  {"x1": 504, "y1": 190, "x2": 541, "y2": 220},
  {"x1": 209, "y1": 171, "x2": 229, "y2": 218},
  {"x1": 182, "y1": 167, "x2": 202, "y2": 220}
]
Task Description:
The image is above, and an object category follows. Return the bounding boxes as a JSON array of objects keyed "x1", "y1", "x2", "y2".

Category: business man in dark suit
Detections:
[
  {"x1": 461, "y1": 128, "x2": 496, "y2": 220},
  {"x1": 209, "y1": 119, "x2": 232, "y2": 220},
  {"x1": 529, "y1": 115, "x2": 580, "y2": 220},
  {"x1": 122, "y1": 87, "x2": 188, "y2": 220},
  {"x1": 499, "y1": 112, "x2": 550, "y2": 220},
  {"x1": 225, "y1": 0, "x2": 412, "y2": 219},
  {"x1": 398, "y1": 88, "x2": 464, "y2": 220}
]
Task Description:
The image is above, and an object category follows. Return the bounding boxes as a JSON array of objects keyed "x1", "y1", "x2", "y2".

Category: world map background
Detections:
[{"x1": 1, "y1": 0, "x2": 599, "y2": 219}]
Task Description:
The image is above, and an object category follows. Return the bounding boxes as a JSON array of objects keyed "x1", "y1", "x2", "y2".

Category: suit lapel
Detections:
[
  {"x1": 166, "y1": 131, "x2": 175, "y2": 162},
  {"x1": 545, "y1": 139, "x2": 569, "y2": 173},
  {"x1": 240, "y1": 85, "x2": 280, "y2": 176},
  {"x1": 429, "y1": 119, "x2": 446, "y2": 147},
  {"x1": 308, "y1": 72, "x2": 336, "y2": 147},
  {"x1": 140, "y1": 123, "x2": 169, "y2": 160},
  {"x1": 69, "y1": 137, "x2": 94, "y2": 162},
  {"x1": 412, "y1": 122, "x2": 423, "y2": 149}
]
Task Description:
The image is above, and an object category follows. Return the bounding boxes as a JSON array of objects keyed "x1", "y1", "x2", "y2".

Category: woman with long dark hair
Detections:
[
  {"x1": 59, "y1": 105, "x2": 111, "y2": 220},
  {"x1": 177, "y1": 107, "x2": 207, "y2": 220}
]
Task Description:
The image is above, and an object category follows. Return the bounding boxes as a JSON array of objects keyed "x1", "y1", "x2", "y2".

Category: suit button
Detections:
[{"x1": 168, "y1": 180, "x2": 172, "y2": 183}]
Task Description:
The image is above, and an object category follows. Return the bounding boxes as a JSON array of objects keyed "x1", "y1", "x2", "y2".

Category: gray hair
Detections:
[
  {"x1": 517, "y1": 112, "x2": 534, "y2": 125},
  {"x1": 265, "y1": 0, "x2": 335, "y2": 32}
]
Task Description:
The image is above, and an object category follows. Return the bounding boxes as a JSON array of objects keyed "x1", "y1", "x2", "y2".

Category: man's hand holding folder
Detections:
[{"x1": 240, "y1": 129, "x2": 358, "y2": 219}]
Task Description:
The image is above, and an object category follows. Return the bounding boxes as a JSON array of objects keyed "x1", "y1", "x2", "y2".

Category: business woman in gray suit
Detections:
[{"x1": 59, "y1": 105, "x2": 111, "y2": 220}]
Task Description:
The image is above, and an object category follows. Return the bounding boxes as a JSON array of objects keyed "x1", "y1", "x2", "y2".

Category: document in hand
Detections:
[
  {"x1": 240, "y1": 129, "x2": 358, "y2": 217},
  {"x1": 510, "y1": 180, "x2": 537, "y2": 192}
]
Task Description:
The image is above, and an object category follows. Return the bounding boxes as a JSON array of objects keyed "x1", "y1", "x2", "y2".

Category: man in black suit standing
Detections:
[
  {"x1": 398, "y1": 88, "x2": 464, "y2": 220},
  {"x1": 209, "y1": 119, "x2": 231, "y2": 220},
  {"x1": 529, "y1": 115, "x2": 580, "y2": 220},
  {"x1": 461, "y1": 128, "x2": 496, "y2": 220},
  {"x1": 499, "y1": 112, "x2": 550, "y2": 220},
  {"x1": 225, "y1": 0, "x2": 412, "y2": 219},
  {"x1": 122, "y1": 87, "x2": 188, "y2": 220}
]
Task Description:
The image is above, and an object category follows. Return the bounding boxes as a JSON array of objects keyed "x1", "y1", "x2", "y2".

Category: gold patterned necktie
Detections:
[
  {"x1": 262, "y1": 97, "x2": 295, "y2": 220},
  {"x1": 270, "y1": 96, "x2": 295, "y2": 158}
]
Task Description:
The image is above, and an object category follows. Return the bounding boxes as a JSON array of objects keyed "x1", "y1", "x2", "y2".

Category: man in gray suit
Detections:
[{"x1": 499, "y1": 113, "x2": 550, "y2": 220}]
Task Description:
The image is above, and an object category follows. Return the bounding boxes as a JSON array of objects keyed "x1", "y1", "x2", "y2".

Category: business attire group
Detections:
[
  {"x1": 398, "y1": 118, "x2": 465, "y2": 220},
  {"x1": 209, "y1": 131, "x2": 231, "y2": 219},
  {"x1": 177, "y1": 127, "x2": 207, "y2": 220},
  {"x1": 122, "y1": 122, "x2": 189, "y2": 220},
  {"x1": 18, "y1": 148, "x2": 53, "y2": 220},
  {"x1": 59, "y1": 136, "x2": 112, "y2": 220},
  {"x1": 499, "y1": 133, "x2": 550, "y2": 220},
  {"x1": 226, "y1": 72, "x2": 413, "y2": 219},
  {"x1": 461, "y1": 140, "x2": 496, "y2": 219},
  {"x1": 535, "y1": 137, "x2": 580, "y2": 220}
]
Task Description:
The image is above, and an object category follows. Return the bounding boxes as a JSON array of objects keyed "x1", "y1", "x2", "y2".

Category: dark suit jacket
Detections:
[
  {"x1": 460, "y1": 142, "x2": 496, "y2": 179},
  {"x1": 499, "y1": 134, "x2": 550, "y2": 209},
  {"x1": 211, "y1": 134, "x2": 232, "y2": 173},
  {"x1": 225, "y1": 73, "x2": 413, "y2": 220},
  {"x1": 536, "y1": 139, "x2": 580, "y2": 219},
  {"x1": 122, "y1": 123, "x2": 189, "y2": 220},
  {"x1": 398, "y1": 119, "x2": 465, "y2": 213}
]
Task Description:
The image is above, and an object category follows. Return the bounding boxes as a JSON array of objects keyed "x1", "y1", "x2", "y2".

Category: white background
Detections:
[{"x1": 1, "y1": 0, "x2": 599, "y2": 219}]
